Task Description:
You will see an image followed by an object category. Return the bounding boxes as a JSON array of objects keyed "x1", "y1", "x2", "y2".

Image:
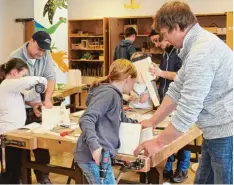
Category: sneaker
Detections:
[
  {"x1": 163, "y1": 170, "x2": 173, "y2": 179},
  {"x1": 170, "y1": 169, "x2": 188, "y2": 183}
]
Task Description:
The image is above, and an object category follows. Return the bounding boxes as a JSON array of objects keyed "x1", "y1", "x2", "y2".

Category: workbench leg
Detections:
[
  {"x1": 139, "y1": 168, "x2": 160, "y2": 184},
  {"x1": 74, "y1": 163, "x2": 87, "y2": 184},
  {"x1": 21, "y1": 150, "x2": 32, "y2": 184},
  {"x1": 156, "y1": 159, "x2": 167, "y2": 184}
]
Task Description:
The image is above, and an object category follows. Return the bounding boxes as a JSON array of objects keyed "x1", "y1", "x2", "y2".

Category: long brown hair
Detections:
[
  {"x1": 0, "y1": 58, "x2": 28, "y2": 83},
  {"x1": 92, "y1": 59, "x2": 137, "y2": 87},
  {"x1": 153, "y1": 1, "x2": 197, "y2": 32}
]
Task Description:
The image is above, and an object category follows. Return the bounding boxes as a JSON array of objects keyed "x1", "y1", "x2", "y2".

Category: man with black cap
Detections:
[{"x1": 9, "y1": 31, "x2": 55, "y2": 184}]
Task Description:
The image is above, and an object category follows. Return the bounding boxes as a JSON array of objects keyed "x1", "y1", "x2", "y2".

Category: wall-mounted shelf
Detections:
[
  {"x1": 70, "y1": 35, "x2": 104, "y2": 38},
  {"x1": 70, "y1": 59, "x2": 104, "y2": 62},
  {"x1": 71, "y1": 48, "x2": 104, "y2": 51},
  {"x1": 68, "y1": 18, "x2": 109, "y2": 77}
]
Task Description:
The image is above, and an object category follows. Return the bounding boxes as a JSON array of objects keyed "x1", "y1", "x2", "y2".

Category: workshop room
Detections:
[{"x1": 0, "y1": 0, "x2": 233, "y2": 184}]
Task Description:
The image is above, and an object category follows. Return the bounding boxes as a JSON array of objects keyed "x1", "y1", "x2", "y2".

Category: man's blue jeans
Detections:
[
  {"x1": 164, "y1": 149, "x2": 191, "y2": 172},
  {"x1": 77, "y1": 160, "x2": 116, "y2": 184},
  {"x1": 194, "y1": 136, "x2": 233, "y2": 184}
]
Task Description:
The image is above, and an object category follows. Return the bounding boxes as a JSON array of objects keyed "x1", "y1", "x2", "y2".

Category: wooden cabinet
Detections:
[
  {"x1": 68, "y1": 18, "x2": 109, "y2": 77},
  {"x1": 196, "y1": 12, "x2": 233, "y2": 50},
  {"x1": 108, "y1": 16, "x2": 163, "y2": 66},
  {"x1": 226, "y1": 12, "x2": 233, "y2": 50}
]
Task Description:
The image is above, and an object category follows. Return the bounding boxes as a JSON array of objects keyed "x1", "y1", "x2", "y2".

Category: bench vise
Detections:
[
  {"x1": 112, "y1": 158, "x2": 145, "y2": 183},
  {"x1": 0, "y1": 135, "x2": 26, "y2": 172}
]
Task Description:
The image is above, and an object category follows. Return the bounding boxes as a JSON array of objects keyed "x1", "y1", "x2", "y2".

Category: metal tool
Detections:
[
  {"x1": 100, "y1": 149, "x2": 110, "y2": 184},
  {"x1": 0, "y1": 135, "x2": 26, "y2": 172},
  {"x1": 112, "y1": 158, "x2": 145, "y2": 183},
  {"x1": 35, "y1": 83, "x2": 46, "y2": 102}
]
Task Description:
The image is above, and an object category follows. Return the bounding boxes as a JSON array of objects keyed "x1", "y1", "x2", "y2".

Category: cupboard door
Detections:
[{"x1": 226, "y1": 12, "x2": 233, "y2": 50}]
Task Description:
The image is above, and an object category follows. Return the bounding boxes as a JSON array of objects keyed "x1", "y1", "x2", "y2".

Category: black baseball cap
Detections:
[{"x1": 32, "y1": 31, "x2": 51, "y2": 50}]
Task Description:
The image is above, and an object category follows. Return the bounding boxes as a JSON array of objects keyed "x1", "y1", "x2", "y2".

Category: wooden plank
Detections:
[
  {"x1": 25, "y1": 21, "x2": 34, "y2": 42},
  {"x1": 36, "y1": 135, "x2": 76, "y2": 153},
  {"x1": 151, "y1": 127, "x2": 202, "y2": 167},
  {"x1": 226, "y1": 12, "x2": 233, "y2": 50},
  {"x1": 109, "y1": 18, "x2": 123, "y2": 64},
  {"x1": 4, "y1": 130, "x2": 37, "y2": 150},
  {"x1": 103, "y1": 17, "x2": 109, "y2": 75},
  {"x1": 52, "y1": 85, "x2": 84, "y2": 99}
]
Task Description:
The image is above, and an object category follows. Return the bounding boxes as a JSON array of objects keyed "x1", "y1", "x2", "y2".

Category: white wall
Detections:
[
  {"x1": 34, "y1": 0, "x2": 68, "y2": 83},
  {"x1": 68, "y1": 0, "x2": 233, "y2": 19},
  {"x1": 0, "y1": 0, "x2": 34, "y2": 64}
]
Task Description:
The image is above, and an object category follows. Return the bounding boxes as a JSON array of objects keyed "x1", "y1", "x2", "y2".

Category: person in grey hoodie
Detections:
[
  {"x1": 113, "y1": 27, "x2": 137, "y2": 61},
  {"x1": 134, "y1": 1, "x2": 233, "y2": 184},
  {"x1": 74, "y1": 59, "x2": 138, "y2": 184}
]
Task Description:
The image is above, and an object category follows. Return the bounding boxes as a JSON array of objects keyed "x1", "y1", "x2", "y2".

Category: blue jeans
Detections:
[
  {"x1": 78, "y1": 161, "x2": 116, "y2": 184},
  {"x1": 194, "y1": 136, "x2": 233, "y2": 184},
  {"x1": 164, "y1": 149, "x2": 191, "y2": 172}
]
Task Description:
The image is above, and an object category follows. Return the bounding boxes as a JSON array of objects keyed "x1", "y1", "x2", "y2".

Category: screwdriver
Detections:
[{"x1": 60, "y1": 128, "x2": 74, "y2": 136}]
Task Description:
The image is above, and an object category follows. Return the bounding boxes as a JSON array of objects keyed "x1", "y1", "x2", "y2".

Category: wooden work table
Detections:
[
  {"x1": 3, "y1": 109, "x2": 202, "y2": 184},
  {"x1": 52, "y1": 85, "x2": 88, "y2": 111}
]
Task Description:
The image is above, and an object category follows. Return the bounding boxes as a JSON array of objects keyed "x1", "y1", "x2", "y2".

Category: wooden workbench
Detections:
[
  {"x1": 52, "y1": 85, "x2": 88, "y2": 111},
  {"x1": 3, "y1": 110, "x2": 202, "y2": 184}
]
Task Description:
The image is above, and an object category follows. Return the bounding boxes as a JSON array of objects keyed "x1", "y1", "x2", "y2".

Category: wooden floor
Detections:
[{"x1": 31, "y1": 150, "x2": 196, "y2": 184}]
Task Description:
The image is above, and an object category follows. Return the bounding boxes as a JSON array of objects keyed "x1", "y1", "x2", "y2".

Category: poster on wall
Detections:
[{"x1": 34, "y1": 0, "x2": 69, "y2": 84}]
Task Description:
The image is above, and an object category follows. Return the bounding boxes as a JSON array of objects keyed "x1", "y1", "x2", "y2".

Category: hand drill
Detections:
[
  {"x1": 35, "y1": 83, "x2": 45, "y2": 102},
  {"x1": 100, "y1": 149, "x2": 110, "y2": 184}
]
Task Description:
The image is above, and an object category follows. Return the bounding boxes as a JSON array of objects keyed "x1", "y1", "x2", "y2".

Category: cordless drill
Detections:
[
  {"x1": 35, "y1": 83, "x2": 45, "y2": 102},
  {"x1": 99, "y1": 149, "x2": 110, "y2": 184}
]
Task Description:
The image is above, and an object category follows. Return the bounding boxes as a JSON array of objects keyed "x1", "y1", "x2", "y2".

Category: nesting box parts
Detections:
[{"x1": 81, "y1": 40, "x2": 92, "y2": 49}]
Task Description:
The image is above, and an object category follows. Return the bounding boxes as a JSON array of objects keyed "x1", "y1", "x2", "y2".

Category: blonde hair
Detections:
[
  {"x1": 130, "y1": 52, "x2": 145, "y2": 60},
  {"x1": 92, "y1": 59, "x2": 137, "y2": 87}
]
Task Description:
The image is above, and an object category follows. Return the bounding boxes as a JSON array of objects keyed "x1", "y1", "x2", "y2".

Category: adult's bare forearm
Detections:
[
  {"x1": 45, "y1": 80, "x2": 55, "y2": 102},
  {"x1": 155, "y1": 123, "x2": 183, "y2": 146},
  {"x1": 151, "y1": 95, "x2": 177, "y2": 127},
  {"x1": 160, "y1": 71, "x2": 177, "y2": 81}
]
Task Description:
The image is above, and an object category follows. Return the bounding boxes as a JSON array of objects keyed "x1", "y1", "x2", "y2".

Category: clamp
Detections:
[
  {"x1": 112, "y1": 158, "x2": 145, "y2": 183},
  {"x1": 0, "y1": 135, "x2": 26, "y2": 172}
]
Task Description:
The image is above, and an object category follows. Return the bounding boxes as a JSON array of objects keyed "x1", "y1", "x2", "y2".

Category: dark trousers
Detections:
[
  {"x1": 0, "y1": 146, "x2": 22, "y2": 184},
  {"x1": 26, "y1": 108, "x2": 50, "y2": 182}
]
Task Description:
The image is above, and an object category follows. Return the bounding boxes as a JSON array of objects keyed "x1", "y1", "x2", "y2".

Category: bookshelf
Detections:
[{"x1": 68, "y1": 18, "x2": 109, "y2": 79}]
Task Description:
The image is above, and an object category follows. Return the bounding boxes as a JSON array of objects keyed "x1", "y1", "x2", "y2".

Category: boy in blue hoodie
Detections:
[
  {"x1": 74, "y1": 59, "x2": 138, "y2": 184},
  {"x1": 113, "y1": 27, "x2": 137, "y2": 60}
]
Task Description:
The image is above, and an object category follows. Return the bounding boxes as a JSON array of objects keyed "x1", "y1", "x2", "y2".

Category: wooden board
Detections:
[
  {"x1": 52, "y1": 85, "x2": 84, "y2": 99},
  {"x1": 226, "y1": 12, "x2": 233, "y2": 50},
  {"x1": 109, "y1": 18, "x2": 123, "y2": 64},
  {"x1": 151, "y1": 126, "x2": 202, "y2": 166},
  {"x1": 3, "y1": 130, "x2": 37, "y2": 150}
]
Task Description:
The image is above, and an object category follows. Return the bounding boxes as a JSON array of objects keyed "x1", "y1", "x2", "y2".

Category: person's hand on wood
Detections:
[
  {"x1": 129, "y1": 93, "x2": 139, "y2": 102},
  {"x1": 43, "y1": 99, "x2": 53, "y2": 109},
  {"x1": 134, "y1": 138, "x2": 163, "y2": 157},
  {"x1": 139, "y1": 93, "x2": 150, "y2": 103},
  {"x1": 149, "y1": 63, "x2": 162, "y2": 79},
  {"x1": 140, "y1": 118, "x2": 154, "y2": 128},
  {"x1": 32, "y1": 102, "x2": 43, "y2": 117}
]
